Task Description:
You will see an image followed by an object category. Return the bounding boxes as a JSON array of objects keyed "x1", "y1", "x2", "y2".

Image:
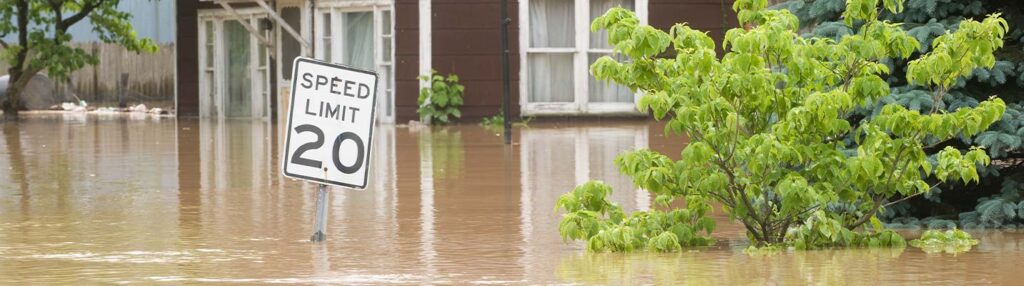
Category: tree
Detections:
[
  {"x1": 557, "y1": 0, "x2": 1007, "y2": 250},
  {"x1": 0, "y1": 0, "x2": 156, "y2": 119},
  {"x1": 777, "y1": 0, "x2": 1024, "y2": 229}
]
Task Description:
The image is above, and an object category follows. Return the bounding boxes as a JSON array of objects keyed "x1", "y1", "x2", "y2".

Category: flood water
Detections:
[{"x1": 1, "y1": 113, "x2": 1023, "y2": 284}]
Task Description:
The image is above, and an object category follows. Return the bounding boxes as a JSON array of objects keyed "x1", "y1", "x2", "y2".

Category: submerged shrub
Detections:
[
  {"x1": 557, "y1": 0, "x2": 1007, "y2": 251},
  {"x1": 909, "y1": 228, "x2": 979, "y2": 254},
  {"x1": 556, "y1": 182, "x2": 715, "y2": 252},
  {"x1": 418, "y1": 70, "x2": 465, "y2": 124}
]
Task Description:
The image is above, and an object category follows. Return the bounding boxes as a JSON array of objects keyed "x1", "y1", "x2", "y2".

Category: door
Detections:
[{"x1": 199, "y1": 12, "x2": 271, "y2": 119}]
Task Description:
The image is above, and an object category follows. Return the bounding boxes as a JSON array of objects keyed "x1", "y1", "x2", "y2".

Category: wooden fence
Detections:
[{"x1": 1, "y1": 43, "x2": 176, "y2": 109}]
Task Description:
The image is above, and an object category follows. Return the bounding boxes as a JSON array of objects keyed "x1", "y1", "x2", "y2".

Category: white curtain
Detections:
[
  {"x1": 344, "y1": 12, "x2": 375, "y2": 71},
  {"x1": 589, "y1": 0, "x2": 634, "y2": 103},
  {"x1": 529, "y1": 0, "x2": 574, "y2": 103},
  {"x1": 224, "y1": 20, "x2": 252, "y2": 117}
]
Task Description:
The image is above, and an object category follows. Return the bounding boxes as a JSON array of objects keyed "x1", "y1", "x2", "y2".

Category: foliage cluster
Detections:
[
  {"x1": 1, "y1": 0, "x2": 157, "y2": 117},
  {"x1": 908, "y1": 228, "x2": 979, "y2": 254},
  {"x1": 558, "y1": 0, "x2": 1008, "y2": 251},
  {"x1": 555, "y1": 181, "x2": 715, "y2": 252},
  {"x1": 776, "y1": 0, "x2": 1024, "y2": 229},
  {"x1": 417, "y1": 70, "x2": 464, "y2": 124},
  {"x1": 481, "y1": 112, "x2": 532, "y2": 129}
]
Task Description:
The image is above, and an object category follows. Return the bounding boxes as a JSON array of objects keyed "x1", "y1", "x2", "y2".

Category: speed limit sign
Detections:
[{"x1": 282, "y1": 57, "x2": 378, "y2": 189}]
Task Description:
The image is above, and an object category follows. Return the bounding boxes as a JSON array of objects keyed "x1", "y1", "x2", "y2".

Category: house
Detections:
[{"x1": 173, "y1": 0, "x2": 735, "y2": 122}]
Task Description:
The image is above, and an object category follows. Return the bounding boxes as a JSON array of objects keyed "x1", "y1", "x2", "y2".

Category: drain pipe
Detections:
[{"x1": 500, "y1": 0, "x2": 511, "y2": 145}]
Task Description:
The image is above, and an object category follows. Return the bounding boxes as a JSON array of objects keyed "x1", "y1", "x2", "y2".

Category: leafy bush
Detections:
[
  {"x1": 480, "y1": 111, "x2": 532, "y2": 133},
  {"x1": 786, "y1": 211, "x2": 907, "y2": 249},
  {"x1": 417, "y1": 70, "x2": 464, "y2": 124},
  {"x1": 776, "y1": 0, "x2": 1024, "y2": 228},
  {"x1": 557, "y1": 0, "x2": 1007, "y2": 250},
  {"x1": 909, "y1": 228, "x2": 979, "y2": 254},
  {"x1": 555, "y1": 181, "x2": 715, "y2": 252}
]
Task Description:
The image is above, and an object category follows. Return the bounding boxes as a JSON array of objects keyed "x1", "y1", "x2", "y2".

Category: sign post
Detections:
[{"x1": 281, "y1": 57, "x2": 379, "y2": 242}]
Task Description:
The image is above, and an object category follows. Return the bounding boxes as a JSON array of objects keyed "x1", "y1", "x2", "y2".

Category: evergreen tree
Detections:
[{"x1": 776, "y1": 0, "x2": 1024, "y2": 228}]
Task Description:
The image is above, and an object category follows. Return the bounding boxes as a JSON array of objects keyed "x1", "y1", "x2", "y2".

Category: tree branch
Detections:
[
  {"x1": 882, "y1": 182, "x2": 941, "y2": 208},
  {"x1": 58, "y1": 0, "x2": 106, "y2": 33}
]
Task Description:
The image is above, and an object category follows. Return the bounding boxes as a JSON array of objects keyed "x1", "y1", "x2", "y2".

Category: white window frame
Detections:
[
  {"x1": 518, "y1": 0, "x2": 648, "y2": 116},
  {"x1": 314, "y1": 1, "x2": 396, "y2": 124},
  {"x1": 198, "y1": 9, "x2": 272, "y2": 119}
]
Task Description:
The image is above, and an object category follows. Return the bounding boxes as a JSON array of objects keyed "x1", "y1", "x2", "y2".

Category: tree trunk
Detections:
[
  {"x1": 4, "y1": 0, "x2": 29, "y2": 121},
  {"x1": 2, "y1": 71, "x2": 22, "y2": 120}
]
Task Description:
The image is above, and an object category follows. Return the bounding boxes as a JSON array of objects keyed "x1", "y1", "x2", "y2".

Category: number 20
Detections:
[{"x1": 291, "y1": 124, "x2": 364, "y2": 174}]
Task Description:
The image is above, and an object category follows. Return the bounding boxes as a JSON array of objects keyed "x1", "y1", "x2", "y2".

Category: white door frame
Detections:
[
  {"x1": 198, "y1": 8, "x2": 272, "y2": 119},
  {"x1": 518, "y1": 0, "x2": 648, "y2": 116}
]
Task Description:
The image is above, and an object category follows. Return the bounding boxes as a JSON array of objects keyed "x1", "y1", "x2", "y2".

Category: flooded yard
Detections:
[{"x1": 1, "y1": 114, "x2": 1023, "y2": 284}]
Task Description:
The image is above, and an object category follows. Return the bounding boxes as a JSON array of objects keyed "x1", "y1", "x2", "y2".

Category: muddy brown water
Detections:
[{"x1": 0, "y1": 113, "x2": 1022, "y2": 285}]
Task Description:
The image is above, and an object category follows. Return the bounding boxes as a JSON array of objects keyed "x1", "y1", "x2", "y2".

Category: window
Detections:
[
  {"x1": 521, "y1": 0, "x2": 646, "y2": 115},
  {"x1": 315, "y1": 5, "x2": 395, "y2": 123}
]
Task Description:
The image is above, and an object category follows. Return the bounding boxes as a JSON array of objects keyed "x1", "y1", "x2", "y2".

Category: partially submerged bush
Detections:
[
  {"x1": 557, "y1": 0, "x2": 1007, "y2": 251},
  {"x1": 556, "y1": 181, "x2": 715, "y2": 252},
  {"x1": 909, "y1": 228, "x2": 979, "y2": 254},
  {"x1": 418, "y1": 70, "x2": 464, "y2": 124}
]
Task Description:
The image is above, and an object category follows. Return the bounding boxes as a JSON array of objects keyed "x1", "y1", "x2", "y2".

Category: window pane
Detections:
[
  {"x1": 205, "y1": 21, "x2": 214, "y2": 68},
  {"x1": 383, "y1": 37, "x2": 392, "y2": 62},
  {"x1": 343, "y1": 12, "x2": 375, "y2": 70},
  {"x1": 259, "y1": 26, "x2": 268, "y2": 66},
  {"x1": 530, "y1": 0, "x2": 574, "y2": 48},
  {"x1": 590, "y1": 0, "x2": 634, "y2": 49},
  {"x1": 386, "y1": 65, "x2": 393, "y2": 116},
  {"x1": 205, "y1": 71, "x2": 216, "y2": 103},
  {"x1": 281, "y1": 7, "x2": 301, "y2": 80},
  {"x1": 322, "y1": 13, "x2": 332, "y2": 62},
  {"x1": 383, "y1": 11, "x2": 392, "y2": 34},
  {"x1": 528, "y1": 53, "x2": 574, "y2": 102},
  {"x1": 588, "y1": 53, "x2": 633, "y2": 102}
]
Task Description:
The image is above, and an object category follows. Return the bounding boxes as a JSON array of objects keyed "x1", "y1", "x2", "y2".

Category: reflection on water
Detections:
[{"x1": 1, "y1": 115, "x2": 1023, "y2": 284}]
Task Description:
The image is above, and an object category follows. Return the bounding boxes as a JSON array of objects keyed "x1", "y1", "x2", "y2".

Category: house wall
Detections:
[
  {"x1": 649, "y1": 0, "x2": 737, "y2": 54},
  {"x1": 395, "y1": 0, "x2": 421, "y2": 123},
  {"x1": 177, "y1": 0, "x2": 201, "y2": 116},
  {"x1": 427, "y1": 0, "x2": 520, "y2": 122}
]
